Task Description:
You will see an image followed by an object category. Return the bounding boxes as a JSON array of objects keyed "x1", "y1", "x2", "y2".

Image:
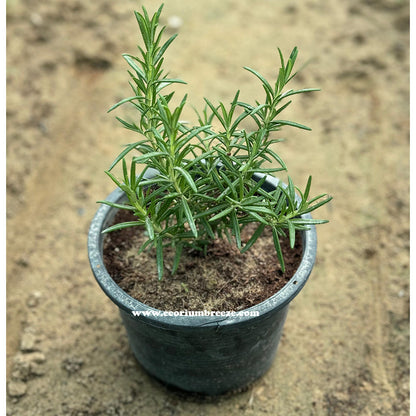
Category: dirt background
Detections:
[{"x1": 6, "y1": 0, "x2": 410, "y2": 414}]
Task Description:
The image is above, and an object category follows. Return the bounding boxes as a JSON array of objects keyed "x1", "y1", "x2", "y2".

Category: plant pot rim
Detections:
[{"x1": 88, "y1": 171, "x2": 317, "y2": 328}]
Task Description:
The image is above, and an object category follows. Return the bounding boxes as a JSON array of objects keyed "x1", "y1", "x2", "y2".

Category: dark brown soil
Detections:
[{"x1": 103, "y1": 209, "x2": 302, "y2": 311}]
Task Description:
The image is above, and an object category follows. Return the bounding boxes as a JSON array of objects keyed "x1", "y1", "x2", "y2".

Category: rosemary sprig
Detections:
[{"x1": 101, "y1": 4, "x2": 332, "y2": 279}]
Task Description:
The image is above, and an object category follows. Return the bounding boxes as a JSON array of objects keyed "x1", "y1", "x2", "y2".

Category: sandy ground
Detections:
[{"x1": 6, "y1": 0, "x2": 410, "y2": 414}]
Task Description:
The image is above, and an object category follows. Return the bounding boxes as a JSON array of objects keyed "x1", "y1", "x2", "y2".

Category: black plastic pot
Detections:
[{"x1": 88, "y1": 170, "x2": 317, "y2": 395}]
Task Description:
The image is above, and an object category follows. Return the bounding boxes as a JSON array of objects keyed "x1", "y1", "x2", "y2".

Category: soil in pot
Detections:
[{"x1": 103, "y1": 210, "x2": 303, "y2": 311}]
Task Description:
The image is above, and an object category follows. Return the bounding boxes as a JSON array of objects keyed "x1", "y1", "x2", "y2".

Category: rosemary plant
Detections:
[{"x1": 100, "y1": 4, "x2": 332, "y2": 280}]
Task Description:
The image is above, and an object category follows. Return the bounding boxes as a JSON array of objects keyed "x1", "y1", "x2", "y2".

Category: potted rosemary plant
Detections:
[{"x1": 88, "y1": 4, "x2": 332, "y2": 395}]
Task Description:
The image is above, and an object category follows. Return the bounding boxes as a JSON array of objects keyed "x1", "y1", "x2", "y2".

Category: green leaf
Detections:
[
  {"x1": 230, "y1": 210, "x2": 241, "y2": 249},
  {"x1": 97, "y1": 201, "x2": 136, "y2": 211},
  {"x1": 244, "y1": 66, "x2": 274, "y2": 97},
  {"x1": 155, "y1": 34, "x2": 178, "y2": 63},
  {"x1": 108, "y1": 141, "x2": 143, "y2": 171},
  {"x1": 181, "y1": 197, "x2": 198, "y2": 237},
  {"x1": 246, "y1": 210, "x2": 270, "y2": 225},
  {"x1": 133, "y1": 151, "x2": 169, "y2": 164},
  {"x1": 209, "y1": 206, "x2": 234, "y2": 222},
  {"x1": 280, "y1": 187, "x2": 296, "y2": 212},
  {"x1": 280, "y1": 88, "x2": 320, "y2": 99},
  {"x1": 272, "y1": 227, "x2": 285, "y2": 273},
  {"x1": 246, "y1": 174, "x2": 268, "y2": 197},
  {"x1": 130, "y1": 159, "x2": 137, "y2": 190},
  {"x1": 108, "y1": 96, "x2": 144, "y2": 113},
  {"x1": 122, "y1": 158, "x2": 129, "y2": 186},
  {"x1": 241, "y1": 223, "x2": 265, "y2": 253},
  {"x1": 114, "y1": 117, "x2": 141, "y2": 133},
  {"x1": 277, "y1": 48, "x2": 285, "y2": 72},
  {"x1": 194, "y1": 203, "x2": 229, "y2": 219},
  {"x1": 199, "y1": 217, "x2": 215, "y2": 239},
  {"x1": 219, "y1": 101, "x2": 230, "y2": 126},
  {"x1": 273, "y1": 120, "x2": 312, "y2": 131},
  {"x1": 271, "y1": 100, "x2": 292, "y2": 117},
  {"x1": 145, "y1": 217, "x2": 155, "y2": 240},
  {"x1": 288, "y1": 220, "x2": 296, "y2": 248},
  {"x1": 137, "y1": 239, "x2": 153, "y2": 256},
  {"x1": 277, "y1": 67, "x2": 286, "y2": 93},
  {"x1": 245, "y1": 167, "x2": 286, "y2": 175},
  {"x1": 152, "y1": 78, "x2": 187, "y2": 87},
  {"x1": 204, "y1": 98, "x2": 226, "y2": 130},
  {"x1": 174, "y1": 166, "x2": 197, "y2": 192},
  {"x1": 243, "y1": 205, "x2": 276, "y2": 216},
  {"x1": 210, "y1": 168, "x2": 226, "y2": 192},
  {"x1": 291, "y1": 218, "x2": 329, "y2": 225},
  {"x1": 185, "y1": 149, "x2": 215, "y2": 170},
  {"x1": 215, "y1": 149, "x2": 237, "y2": 171},
  {"x1": 156, "y1": 237, "x2": 164, "y2": 280},
  {"x1": 102, "y1": 221, "x2": 142, "y2": 234},
  {"x1": 122, "y1": 54, "x2": 146, "y2": 78},
  {"x1": 263, "y1": 148, "x2": 287, "y2": 170},
  {"x1": 300, "y1": 195, "x2": 333, "y2": 214},
  {"x1": 287, "y1": 47, "x2": 298, "y2": 74},
  {"x1": 218, "y1": 170, "x2": 238, "y2": 199},
  {"x1": 274, "y1": 191, "x2": 288, "y2": 215},
  {"x1": 135, "y1": 12, "x2": 150, "y2": 49},
  {"x1": 178, "y1": 124, "x2": 213, "y2": 144},
  {"x1": 171, "y1": 243, "x2": 183, "y2": 275},
  {"x1": 304, "y1": 176, "x2": 312, "y2": 201},
  {"x1": 104, "y1": 170, "x2": 123, "y2": 188},
  {"x1": 139, "y1": 176, "x2": 170, "y2": 187},
  {"x1": 288, "y1": 176, "x2": 296, "y2": 202}
]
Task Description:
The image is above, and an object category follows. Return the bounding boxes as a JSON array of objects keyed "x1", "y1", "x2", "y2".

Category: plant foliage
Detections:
[{"x1": 100, "y1": 4, "x2": 332, "y2": 279}]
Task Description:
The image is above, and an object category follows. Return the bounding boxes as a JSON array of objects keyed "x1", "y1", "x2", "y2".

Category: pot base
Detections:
[{"x1": 119, "y1": 306, "x2": 288, "y2": 396}]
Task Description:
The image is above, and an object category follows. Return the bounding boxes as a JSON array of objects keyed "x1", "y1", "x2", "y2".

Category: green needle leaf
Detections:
[
  {"x1": 181, "y1": 197, "x2": 198, "y2": 237},
  {"x1": 244, "y1": 66, "x2": 274, "y2": 96},
  {"x1": 273, "y1": 120, "x2": 312, "y2": 130},
  {"x1": 97, "y1": 201, "x2": 136, "y2": 211},
  {"x1": 174, "y1": 166, "x2": 198, "y2": 192},
  {"x1": 241, "y1": 223, "x2": 265, "y2": 253},
  {"x1": 272, "y1": 227, "x2": 285, "y2": 273},
  {"x1": 133, "y1": 152, "x2": 169, "y2": 164},
  {"x1": 155, "y1": 34, "x2": 178, "y2": 63},
  {"x1": 156, "y1": 237, "x2": 164, "y2": 280},
  {"x1": 102, "y1": 221, "x2": 142, "y2": 234},
  {"x1": 171, "y1": 243, "x2": 183, "y2": 275},
  {"x1": 230, "y1": 210, "x2": 241, "y2": 249},
  {"x1": 288, "y1": 220, "x2": 296, "y2": 249},
  {"x1": 108, "y1": 96, "x2": 144, "y2": 113},
  {"x1": 145, "y1": 217, "x2": 155, "y2": 240},
  {"x1": 209, "y1": 206, "x2": 234, "y2": 222}
]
